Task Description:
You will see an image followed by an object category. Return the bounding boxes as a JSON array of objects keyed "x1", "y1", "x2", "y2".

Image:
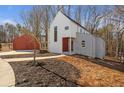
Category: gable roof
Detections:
[{"x1": 61, "y1": 11, "x2": 89, "y2": 32}]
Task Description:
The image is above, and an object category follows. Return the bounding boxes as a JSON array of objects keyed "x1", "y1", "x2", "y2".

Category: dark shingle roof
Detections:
[{"x1": 61, "y1": 11, "x2": 89, "y2": 32}]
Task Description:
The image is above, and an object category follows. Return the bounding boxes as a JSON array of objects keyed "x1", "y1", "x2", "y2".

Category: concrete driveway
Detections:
[{"x1": 0, "y1": 58, "x2": 15, "y2": 87}]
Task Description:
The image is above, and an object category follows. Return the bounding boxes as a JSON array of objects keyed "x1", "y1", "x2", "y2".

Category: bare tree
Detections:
[
  {"x1": 67, "y1": 5, "x2": 71, "y2": 17},
  {"x1": 75, "y1": 6, "x2": 83, "y2": 24},
  {"x1": 20, "y1": 27, "x2": 41, "y2": 63},
  {"x1": 100, "y1": 5, "x2": 124, "y2": 62},
  {"x1": 83, "y1": 6, "x2": 112, "y2": 34},
  {"x1": 115, "y1": 6, "x2": 124, "y2": 62},
  {"x1": 21, "y1": 6, "x2": 46, "y2": 63}
]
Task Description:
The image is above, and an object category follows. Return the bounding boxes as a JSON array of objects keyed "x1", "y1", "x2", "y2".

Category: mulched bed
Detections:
[
  {"x1": 0, "y1": 53, "x2": 58, "y2": 59},
  {"x1": 9, "y1": 59, "x2": 80, "y2": 87}
]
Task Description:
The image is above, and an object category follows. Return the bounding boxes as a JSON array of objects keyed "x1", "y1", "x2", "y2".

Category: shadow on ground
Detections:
[{"x1": 9, "y1": 59, "x2": 81, "y2": 87}]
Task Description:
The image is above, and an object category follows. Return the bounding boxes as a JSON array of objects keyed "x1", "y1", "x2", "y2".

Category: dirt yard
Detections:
[
  {"x1": 9, "y1": 55, "x2": 124, "y2": 87},
  {"x1": 10, "y1": 59, "x2": 79, "y2": 87}
]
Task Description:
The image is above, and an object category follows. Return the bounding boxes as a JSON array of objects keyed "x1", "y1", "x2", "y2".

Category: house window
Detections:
[
  {"x1": 80, "y1": 29, "x2": 82, "y2": 33},
  {"x1": 54, "y1": 26, "x2": 57, "y2": 31},
  {"x1": 65, "y1": 26, "x2": 69, "y2": 30},
  {"x1": 81, "y1": 40, "x2": 85, "y2": 47},
  {"x1": 54, "y1": 26, "x2": 57, "y2": 42}
]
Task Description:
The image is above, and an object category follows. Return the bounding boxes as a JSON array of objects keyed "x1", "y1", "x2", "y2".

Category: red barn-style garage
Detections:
[{"x1": 13, "y1": 35, "x2": 39, "y2": 50}]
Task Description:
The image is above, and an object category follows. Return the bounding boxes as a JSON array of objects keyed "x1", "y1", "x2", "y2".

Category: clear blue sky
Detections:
[
  {"x1": 0, "y1": 5, "x2": 33, "y2": 25},
  {"x1": 0, "y1": 5, "x2": 113, "y2": 26}
]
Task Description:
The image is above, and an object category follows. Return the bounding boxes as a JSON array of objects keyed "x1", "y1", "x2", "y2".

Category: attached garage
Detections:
[{"x1": 13, "y1": 35, "x2": 39, "y2": 50}]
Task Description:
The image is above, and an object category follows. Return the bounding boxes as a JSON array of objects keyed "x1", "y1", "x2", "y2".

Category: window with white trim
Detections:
[
  {"x1": 81, "y1": 40, "x2": 85, "y2": 47},
  {"x1": 80, "y1": 29, "x2": 82, "y2": 33},
  {"x1": 65, "y1": 26, "x2": 69, "y2": 30}
]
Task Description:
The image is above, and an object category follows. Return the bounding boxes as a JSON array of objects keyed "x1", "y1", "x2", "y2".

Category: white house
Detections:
[
  {"x1": 48, "y1": 11, "x2": 105, "y2": 59},
  {"x1": 74, "y1": 33, "x2": 105, "y2": 59}
]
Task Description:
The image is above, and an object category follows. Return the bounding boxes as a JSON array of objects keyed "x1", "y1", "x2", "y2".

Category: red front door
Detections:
[{"x1": 62, "y1": 38, "x2": 69, "y2": 52}]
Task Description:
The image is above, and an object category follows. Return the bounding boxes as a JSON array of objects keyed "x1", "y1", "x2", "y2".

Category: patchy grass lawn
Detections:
[{"x1": 9, "y1": 55, "x2": 124, "y2": 87}]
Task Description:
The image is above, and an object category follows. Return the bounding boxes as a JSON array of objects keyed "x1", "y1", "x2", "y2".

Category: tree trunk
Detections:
[
  {"x1": 120, "y1": 39, "x2": 123, "y2": 63},
  {"x1": 115, "y1": 33, "x2": 119, "y2": 59},
  {"x1": 33, "y1": 38, "x2": 36, "y2": 63},
  {"x1": 45, "y1": 20, "x2": 48, "y2": 50}
]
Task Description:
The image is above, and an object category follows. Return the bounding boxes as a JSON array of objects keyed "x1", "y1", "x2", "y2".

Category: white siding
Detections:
[
  {"x1": 48, "y1": 11, "x2": 105, "y2": 59},
  {"x1": 74, "y1": 33, "x2": 96, "y2": 58},
  {"x1": 95, "y1": 37, "x2": 105, "y2": 59},
  {"x1": 48, "y1": 12, "x2": 72, "y2": 53},
  {"x1": 48, "y1": 11, "x2": 86, "y2": 53},
  {"x1": 74, "y1": 33, "x2": 105, "y2": 59}
]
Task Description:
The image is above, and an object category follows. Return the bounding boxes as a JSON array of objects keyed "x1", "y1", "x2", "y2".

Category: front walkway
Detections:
[
  {"x1": 0, "y1": 50, "x2": 33, "y2": 56},
  {"x1": 3, "y1": 55, "x2": 65, "y2": 62},
  {"x1": 0, "y1": 58, "x2": 15, "y2": 87}
]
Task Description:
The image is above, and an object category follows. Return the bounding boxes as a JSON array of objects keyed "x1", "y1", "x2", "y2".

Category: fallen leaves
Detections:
[{"x1": 57, "y1": 56, "x2": 124, "y2": 86}]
